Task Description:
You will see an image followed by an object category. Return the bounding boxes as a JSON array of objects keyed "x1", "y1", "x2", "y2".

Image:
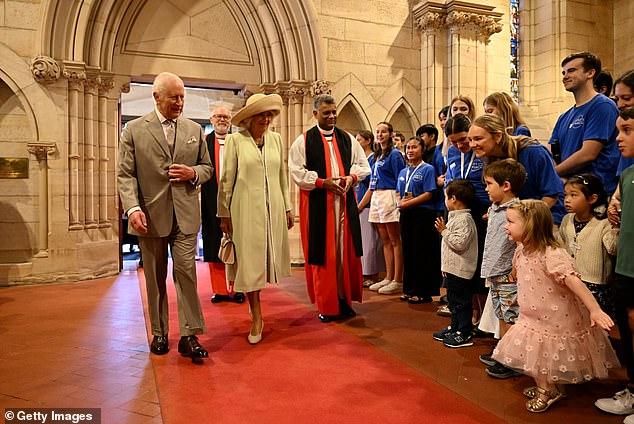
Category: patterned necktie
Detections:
[{"x1": 164, "y1": 119, "x2": 175, "y2": 154}]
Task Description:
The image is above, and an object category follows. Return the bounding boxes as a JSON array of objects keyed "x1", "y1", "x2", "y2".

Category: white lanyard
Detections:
[
  {"x1": 372, "y1": 157, "x2": 381, "y2": 180},
  {"x1": 460, "y1": 152, "x2": 475, "y2": 179},
  {"x1": 404, "y1": 162, "x2": 423, "y2": 193}
]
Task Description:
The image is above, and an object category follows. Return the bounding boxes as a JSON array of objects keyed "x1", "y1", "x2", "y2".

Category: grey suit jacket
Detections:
[{"x1": 118, "y1": 111, "x2": 212, "y2": 237}]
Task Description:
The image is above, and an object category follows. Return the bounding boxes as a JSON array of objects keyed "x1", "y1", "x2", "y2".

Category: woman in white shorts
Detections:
[{"x1": 366, "y1": 122, "x2": 406, "y2": 295}]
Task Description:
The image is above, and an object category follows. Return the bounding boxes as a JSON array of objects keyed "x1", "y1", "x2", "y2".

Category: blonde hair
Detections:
[
  {"x1": 508, "y1": 199, "x2": 560, "y2": 253},
  {"x1": 472, "y1": 114, "x2": 536, "y2": 161},
  {"x1": 483, "y1": 92, "x2": 526, "y2": 134},
  {"x1": 449, "y1": 95, "x2": 476, "y2": 121}
]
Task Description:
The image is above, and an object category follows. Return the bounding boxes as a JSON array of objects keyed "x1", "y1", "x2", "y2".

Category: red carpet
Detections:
[{"x1": 138, "y1": 264, "x2": 503, "y2": 424}]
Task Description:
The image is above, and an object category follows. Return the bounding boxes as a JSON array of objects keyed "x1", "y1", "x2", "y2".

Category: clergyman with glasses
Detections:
[{"x1": 201, "y1": 105, "x2": 246, "y2": 304}]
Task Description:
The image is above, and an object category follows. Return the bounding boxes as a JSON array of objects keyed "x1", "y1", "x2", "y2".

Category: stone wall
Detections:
[
  {"x1": 0, "y1": 81, "x2": 38, "y2": 264},
  {"x1": 315, "y1": 0, "x2": 422, "y2": 133},
  {"x1": 614, "y1": 0, "x2": 634, "y2": 74}
]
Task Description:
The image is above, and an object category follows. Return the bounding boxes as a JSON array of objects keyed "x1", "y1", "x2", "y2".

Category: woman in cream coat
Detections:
[{"x1": 217, "y1": 93, "x2": 294, "y2": 344}]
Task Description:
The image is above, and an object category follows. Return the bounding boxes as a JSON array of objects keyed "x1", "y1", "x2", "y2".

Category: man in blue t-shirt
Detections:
[{"x1": 549, "y1": 51, "x2": 619, "y2": 194}]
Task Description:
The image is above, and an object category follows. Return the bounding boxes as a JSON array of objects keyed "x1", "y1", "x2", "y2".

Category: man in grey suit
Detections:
[{"x1": 118, "y1": 72, "x2": 212, "y2": 361}]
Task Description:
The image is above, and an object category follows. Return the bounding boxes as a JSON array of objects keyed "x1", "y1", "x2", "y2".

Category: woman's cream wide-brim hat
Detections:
[{"x1": 232, "y1": 93, "x2": 283, "y2": 127}]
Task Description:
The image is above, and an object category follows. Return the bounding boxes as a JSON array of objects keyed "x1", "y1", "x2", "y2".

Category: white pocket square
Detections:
[{"x1": 187, "y1": 137, "x2": 198, "y2": 144}]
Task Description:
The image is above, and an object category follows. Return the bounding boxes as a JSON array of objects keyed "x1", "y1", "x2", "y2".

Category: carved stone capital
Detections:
[
  {"x1": 27, "y1": 143, "x2": 57, "y2": 161},
  {"x1": 63, "y1": 65, "x2": 87, "y2": 91},
  {"x1": 31, "y1": 56, "x2": 61, "y2": 84},
  {"x1": 415, "y1": 12, "x2": 446, "y2": 33},
  {"x1": 120, "y1": 82, "x2": 130, "y2": 93},
  {"x1": 84, "y1": 78, "x2": 99, "y2": 95},
  {"x1": 311, "y1": 79, "x2": 331, "y2": 97},
  {"x1": 289, "y1": 85, "x2": 308, "y2": 103},
  {"x1": 473, "y1": 14, "x2": 503, "y2": 39},
  {"x1": 446, "y1": 10, "x2": 501, "y2": 40},
  {"x1": 98, "y1": 77, "x2": 115, "y2": 96}
]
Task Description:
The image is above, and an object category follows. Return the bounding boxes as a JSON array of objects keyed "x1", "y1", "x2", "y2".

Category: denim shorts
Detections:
[{"x1": 489, "y1": 279, "x2": 519, "y2": 324}]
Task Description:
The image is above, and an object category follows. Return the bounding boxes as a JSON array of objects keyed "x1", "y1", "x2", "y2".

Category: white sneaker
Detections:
[
  {"x1": 624, "y1": 414, "x2": 634, "y2": 424},
  {"x1": 368, "y1": 279, "x2": 391, "y2": 291},
  {"x1": 595, "y1": 388, "x2": 634, "y2": 415},
  {"x1": 378, "y1": 281, "x2": 403, "y2": 294}
]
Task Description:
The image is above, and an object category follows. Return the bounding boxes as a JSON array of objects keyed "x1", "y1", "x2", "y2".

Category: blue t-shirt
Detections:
[
  {"x1": 513, "y1": 125, "x2": 531, "y2": 137},
  {"x1": 549, "y1": 94, "x2": 619, "y2": 194},
  {"x1": 445, "y1": 145, "x2": 490, "y2": 207},
  {"x1": 370, "y1": 148, "x2": 406, "y2": 190},
  {"x1": 516, "y1": 142, "x2": 566, "y2": 224},
  {"x1": 396, "y1": 163, "x2": 436, "y2": 210},
  {"x1": 355, "y1": 153, "x2": 375, "y2": 209},
  {"x1": 432, "y1": 146, "x2": 446, "y2": 211},
  {"x1": 618, "y1": 156, "x2": 634, "y2": 176}
]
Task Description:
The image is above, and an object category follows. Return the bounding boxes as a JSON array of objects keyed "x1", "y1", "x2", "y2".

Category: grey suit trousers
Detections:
[{"x1": 139, "y1": 214, "x2": 206, "y2": 337}]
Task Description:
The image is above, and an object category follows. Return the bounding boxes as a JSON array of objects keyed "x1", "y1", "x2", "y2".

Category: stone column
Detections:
[
  {"x1": 414, "y1": 7, "x2": 447, "y2": 123},
  {"x1": 63, "y1": 63, "x2": 86, "y2": 231},
  {"x1": 413, "y1": 1, "x2": 502, "y2": 119},
  {"x1": 27, "y1": 143, "x2": 57, "y2": 256},
  {"x1": 84, "y1": 69, "x2": 99, "y2": 229},
  {"x1": 445, "y1": 6, "x2": 502, "y2": 108},
  {"x1": 97, "y1": 75, "x2": 114, "y2": 229}
]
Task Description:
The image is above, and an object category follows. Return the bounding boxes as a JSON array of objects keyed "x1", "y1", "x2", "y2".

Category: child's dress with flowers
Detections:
[{"x1": 493, "y1": 245, "x2": 619, "y2": 383}]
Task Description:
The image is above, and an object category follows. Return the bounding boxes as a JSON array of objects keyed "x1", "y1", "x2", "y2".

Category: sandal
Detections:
[
  {"x1": 525, "y1": 387, "x2": 564, "y2": 413},
  {"x1": 408, "y1": 296, "x2": 433, "y2": 304},
  {"x1": 399, "y1": 294, "x2": 411, "y2": 301},
  {"x1": 363, "y1": 279, "x2": 375, "y2": 288},
  {"x1": 523, "y1": 385, "x2": 567, "y2": 399}
]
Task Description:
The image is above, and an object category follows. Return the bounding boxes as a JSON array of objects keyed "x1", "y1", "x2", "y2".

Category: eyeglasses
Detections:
[{"x1": 213, "y1": 115, "x2": 231, "y2": 120}]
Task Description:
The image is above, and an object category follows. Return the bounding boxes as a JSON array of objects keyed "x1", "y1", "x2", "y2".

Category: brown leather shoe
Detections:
[
  {"x1": 150, "y1": 335, "x2": 169, "y2": 355},
  {"x1": 178, "y1": 335, "x2": 208, "y2": 359}
]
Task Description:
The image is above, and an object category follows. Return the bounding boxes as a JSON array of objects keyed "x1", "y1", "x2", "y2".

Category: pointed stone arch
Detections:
[
  {"x1": 39, "y1": 0, "x2": 323, "y2": 83},
  {"x1": 337, "y1": 94, "x2": 372, "y2": 136},
  {"x1": 385, "y1": 98, "x2": 420, "y2": 137}
]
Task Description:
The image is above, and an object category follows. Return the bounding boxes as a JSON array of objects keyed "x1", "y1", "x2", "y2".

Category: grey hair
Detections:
[
  {"x1": 313, "y1": 94, "x2": 336, "y2": 111},
  {"x1": 152, "y1": 72, "x2": 182, "y2": 95}
]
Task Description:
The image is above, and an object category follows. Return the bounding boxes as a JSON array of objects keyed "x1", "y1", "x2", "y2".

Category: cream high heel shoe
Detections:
[{"x1": 248, "y1": 321, "x2": 264, "y2": 344}]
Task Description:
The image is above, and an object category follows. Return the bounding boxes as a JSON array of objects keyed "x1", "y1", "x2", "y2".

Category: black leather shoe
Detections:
[
  {"x1": 232, "y1": 292, "x2": 246, "y2": 303},
  {"x1": 338, "y1": 299, "x2": 357, "y2": 317},
  {"x1": 150, "y1": 335, "x2": 169, "y2": 355},
  {"x1": 318, "y1": 313, "x2": 339, "y2": 323},
  {"x1": 472, "y1": 328, "x2": 494, "y2": 338},
  {"x1": 211, "y1": 294, "x2": 231, "y2": 303},
  {"x1": 178, "y1": 335, "x2": 208, "y2": 359}
]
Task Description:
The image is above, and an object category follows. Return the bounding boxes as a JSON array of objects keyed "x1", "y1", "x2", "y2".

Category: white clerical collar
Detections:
[
  {"x1": 216, "y1": 134, "x2": 227, "y2": 145},
  {"x1": 317, "y1": 126, "x2": 334, "y2": 136}
]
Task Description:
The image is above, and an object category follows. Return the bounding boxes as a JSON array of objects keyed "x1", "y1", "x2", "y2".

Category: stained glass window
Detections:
[{"x1": 510, "y1": 0, "x2": 520, "y2": 102}]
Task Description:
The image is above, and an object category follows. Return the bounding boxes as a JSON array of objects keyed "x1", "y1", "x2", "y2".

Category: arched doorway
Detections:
[{"x1": 18, "y1": 0, "x2": 328, "y2": 281}]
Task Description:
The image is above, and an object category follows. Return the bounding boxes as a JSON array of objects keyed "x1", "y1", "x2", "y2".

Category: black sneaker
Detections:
[
  {"x1": 479, "y1": 350, "x2": 496, "y2": 367},
  {"x1": 443, "y1": 331, "x2": 473, "y2": 348},
  {"x1": 486, "y1": 361, "x2": 521, "y2": 379},
  {"x1": 432, "y1": 326, "x2": 452, "y2": 341}
]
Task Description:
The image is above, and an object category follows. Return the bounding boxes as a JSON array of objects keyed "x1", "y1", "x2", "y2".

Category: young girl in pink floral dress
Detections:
[{"x1": 492, "y1": 199, "x2": 619, "y2": 413}]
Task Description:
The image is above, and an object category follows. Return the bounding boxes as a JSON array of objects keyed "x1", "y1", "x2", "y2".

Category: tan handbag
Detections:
[{"x1": 218, "y1": 233, "x2": 236, "y2": 265}]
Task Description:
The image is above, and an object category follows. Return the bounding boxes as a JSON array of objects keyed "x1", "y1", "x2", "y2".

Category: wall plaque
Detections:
[{"x1": 0, "y1": 158, "x2": 29, "y2": 178}]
